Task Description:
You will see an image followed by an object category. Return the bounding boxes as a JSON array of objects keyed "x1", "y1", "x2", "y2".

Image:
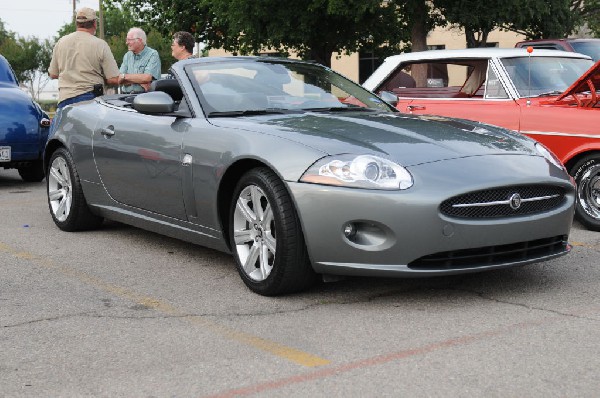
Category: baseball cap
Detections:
[{"x1": 76, "y1": 7, "x2": 97, "y2": 22}]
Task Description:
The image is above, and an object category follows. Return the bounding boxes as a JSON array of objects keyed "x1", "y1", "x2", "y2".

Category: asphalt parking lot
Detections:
[{"x1": 1, "y1": 168, "x2": 599, "y2": 397}]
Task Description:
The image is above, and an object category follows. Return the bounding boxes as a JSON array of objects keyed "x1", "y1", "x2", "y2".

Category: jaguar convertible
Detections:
[
  {"x1": 363, "y1": 48, "x2": 600, "y2": 231},
  {"x1": 45, "y1": 56, "x2": 575, "y2": 295}
]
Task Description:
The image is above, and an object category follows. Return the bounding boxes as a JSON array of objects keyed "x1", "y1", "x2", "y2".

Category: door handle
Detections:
[
  {"x1": 100, "y1": 126, "x2": 115, "y2": 137},
  {"x1": 406, "y1": 105, "x2": 426, "y2": 112}
]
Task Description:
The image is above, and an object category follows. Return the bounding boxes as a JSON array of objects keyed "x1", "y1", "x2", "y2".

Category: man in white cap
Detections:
[{"x1": 48, "y1": 7, "x2": 120, "y2": 109}]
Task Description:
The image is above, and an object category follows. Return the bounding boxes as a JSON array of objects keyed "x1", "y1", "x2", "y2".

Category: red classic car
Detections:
[{"x1": 364, "y1": 48, "x2": 600, "y2": 231}]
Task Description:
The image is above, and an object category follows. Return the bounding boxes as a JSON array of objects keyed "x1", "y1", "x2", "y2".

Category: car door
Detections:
[
  {"x1": 93, "y1": 106, "x2": 187, "y2": 220},
  {"x1": 397, "y1": 60, "x2": 521, "y2": 132},
  {"x1": 401, "y1": 97, "x2": 521, "y2": 132}
]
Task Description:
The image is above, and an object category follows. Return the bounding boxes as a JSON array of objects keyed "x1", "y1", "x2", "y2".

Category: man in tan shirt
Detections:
[{"x1": 48, "y1": 7, "x2": 120, "y2": 109}]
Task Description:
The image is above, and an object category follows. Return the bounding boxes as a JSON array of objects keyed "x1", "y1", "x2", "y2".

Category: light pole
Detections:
[
  {"x1": 72, "y1": 0, "x2": 77, "y2": 26},
  {"x1": 98, "y1": 0, "x2": 104, "y2": 39}
]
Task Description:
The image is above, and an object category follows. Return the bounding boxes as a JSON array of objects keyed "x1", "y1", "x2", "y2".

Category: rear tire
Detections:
[
  {"x1": 47, "y1": 148, "x2": 103, "y2": 231},
  {"x1": 18, "y1": 161, "x2": 45, "y2": 182},
  {"x1": 229, "y1": 167, "x2": 316, "y2": 295},
  {"x1": 570, "y1": 154, "x2": 600, "y2": 231}
]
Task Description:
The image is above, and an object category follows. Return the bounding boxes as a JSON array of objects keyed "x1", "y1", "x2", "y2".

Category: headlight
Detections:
[
  {"x1": 300, "y1": 154, "x2": 413, "y2": 190},
  {"x1": 535, "y1": 143, "x2": 564, "y2": 170}
]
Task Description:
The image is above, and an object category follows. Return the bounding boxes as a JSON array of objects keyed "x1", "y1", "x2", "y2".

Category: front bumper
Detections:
[{"x1": 289, "y1": 154, "x2": 575, "y2": 277}]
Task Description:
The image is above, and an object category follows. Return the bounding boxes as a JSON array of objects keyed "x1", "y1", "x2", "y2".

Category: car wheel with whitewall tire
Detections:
[
  {"x1": 229, "y1": 167, "x2": 317, "y2": 296},
  {"x1": 47, "y1": 148, "x2": 103, "y2": 231},
  {"x1": 571, "y1": 154, "x2": 600, "y2": 231}
]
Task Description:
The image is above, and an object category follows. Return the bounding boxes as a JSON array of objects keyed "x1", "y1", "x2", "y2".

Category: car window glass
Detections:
[
  {"x1": 484, "y1": 66, "x2": 508, "y2": 99},
  {"x1": 383, "y1": 61, "x2": 487, "y2": 99},
  {"x1": 186, "y1": 60, "x2": 394, "y2": 114},
  {"x1": 570, "y1": 42, "x2": 600, "y2": 62},
  {"x1": 501, "y1": 57, "x2": 594, "y2": 97}
]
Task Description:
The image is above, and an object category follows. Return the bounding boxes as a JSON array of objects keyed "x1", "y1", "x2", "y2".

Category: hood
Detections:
[
  {"x1": 555, "y1": 59, "x2": 600, "y2": 106},
  {"x1": 208, "y1": 111, "x2": 537, "y2": 166}
]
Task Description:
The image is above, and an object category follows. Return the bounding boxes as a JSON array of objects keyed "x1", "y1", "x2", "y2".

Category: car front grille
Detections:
[
  {"x1": 408, "y1": 235, "x2": 569, "y2": 270},
  {"x1": 440, "y1": 185, "x2": 565, "y2": 219}
]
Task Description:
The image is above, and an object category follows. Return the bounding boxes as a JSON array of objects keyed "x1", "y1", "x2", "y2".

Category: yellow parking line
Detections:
[{"x1": 0, "y1": 242, "x2": 330, "y2": 368}]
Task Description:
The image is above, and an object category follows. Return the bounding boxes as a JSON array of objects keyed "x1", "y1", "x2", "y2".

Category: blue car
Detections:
[{"x1": 0, "y1": 54, "x2": 50, "y2": 181}]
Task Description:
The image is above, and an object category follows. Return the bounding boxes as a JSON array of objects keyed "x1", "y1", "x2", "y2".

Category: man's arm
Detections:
[
  {"x1": 106, "y1": 75, "x2": 120, "y2": 85},
  {"x1": 120, "y1": 73, "x2": 153, "y2": 85},
  {"x1": 48, "y1": 46, "x2": 59, "y2": 79}
]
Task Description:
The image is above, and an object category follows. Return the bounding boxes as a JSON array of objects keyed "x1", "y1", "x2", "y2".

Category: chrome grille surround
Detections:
[{"x1": 440, "y1": 185, "x2": 565, "y2": 219}]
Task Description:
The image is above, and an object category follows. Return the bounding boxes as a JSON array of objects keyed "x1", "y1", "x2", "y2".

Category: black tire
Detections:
[
  {"x1": 229, "y1": 167, "x2": 316, "y2": 295},
  {"x1": 570, "y1": 154, "x2": 600, "y2": 231},
  {"x1": 18, "y1": 161, "x2": 45, "y2": 182},
  {"x1": 47, "y1": 148, "x2": 103, "y2": 231}
]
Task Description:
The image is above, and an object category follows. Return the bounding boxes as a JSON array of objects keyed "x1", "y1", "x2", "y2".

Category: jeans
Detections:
[{"x1": 56, "y1": 91, "x2": 95, "y2": 109}]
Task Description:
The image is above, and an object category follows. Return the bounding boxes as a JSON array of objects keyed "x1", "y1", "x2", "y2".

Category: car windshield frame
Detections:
[
  {"x1": 184, "y1": 58, "x2": 396, "y2": 116},
  {"x1": 500, "y1": 56, "x2": 594, "y2": 98}
]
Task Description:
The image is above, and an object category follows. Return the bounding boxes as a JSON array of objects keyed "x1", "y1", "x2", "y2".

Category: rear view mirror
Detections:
[{"x1": 379, "y1": 91, "x2": 399, "y2": 106}]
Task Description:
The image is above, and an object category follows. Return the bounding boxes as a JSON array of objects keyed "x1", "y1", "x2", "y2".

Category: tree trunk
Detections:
[
  {"x1": 465, "y1": 29, "x2": 489, "y2": 48},
  {"x1": 410, "y1": 0, "x2": 429, "y2": 87}
]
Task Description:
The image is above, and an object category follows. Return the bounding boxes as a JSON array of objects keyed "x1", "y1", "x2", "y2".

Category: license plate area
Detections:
[{"x1": 0, "y1": 146, "x2": 11, "y2": 162}]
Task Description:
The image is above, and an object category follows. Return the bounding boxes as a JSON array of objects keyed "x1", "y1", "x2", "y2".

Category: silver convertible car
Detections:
[{"x1": 45, "y1": 57, "x2": 575, "y2": 295}]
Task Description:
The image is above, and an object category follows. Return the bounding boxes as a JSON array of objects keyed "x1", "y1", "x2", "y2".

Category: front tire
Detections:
[
  {"x1": 229, "y1": 167, "x2": 316, "y2": 295},
  {"x1": 47, "y1": 148, "x2": 103, "y2": 231},
  {"x1": 571, "y1": 154, "x2": 600, "y2": 231}
]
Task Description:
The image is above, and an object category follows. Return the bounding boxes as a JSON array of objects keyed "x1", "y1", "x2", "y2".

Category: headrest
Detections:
[{"x1": 150, "y1": 79, "x2": 183, "y2": 101}]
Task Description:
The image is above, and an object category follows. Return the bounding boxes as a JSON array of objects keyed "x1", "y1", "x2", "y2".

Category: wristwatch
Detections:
[{"x1": 120, "y1": 73, "x2": 125, "y2": 83}]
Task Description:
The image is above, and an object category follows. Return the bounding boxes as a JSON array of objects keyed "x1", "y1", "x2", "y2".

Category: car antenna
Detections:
[{"x1": 527, "y1": 46, "x2": 533, "y2": 102}]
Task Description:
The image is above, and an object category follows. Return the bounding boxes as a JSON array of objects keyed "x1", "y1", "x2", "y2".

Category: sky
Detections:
[{"x1": 1, "y1": 0, "x2": 101, "y2": 40}]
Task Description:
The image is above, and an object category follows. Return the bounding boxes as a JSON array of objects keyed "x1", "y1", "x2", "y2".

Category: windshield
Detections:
[
  {"x1": 500, "y1": 56, "x2": 594, "y2": 97},
  {"x1": 186, "y1": 59, "x2": 395, "y2": 116},
  {"x1": 571, "y1": 41, "x2": 600, "y2": 62}
]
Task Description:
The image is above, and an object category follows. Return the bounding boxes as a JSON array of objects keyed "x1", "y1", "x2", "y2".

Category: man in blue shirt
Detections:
[{"x1": 119, "y1": 27, "x2": 161, "y2": 93}]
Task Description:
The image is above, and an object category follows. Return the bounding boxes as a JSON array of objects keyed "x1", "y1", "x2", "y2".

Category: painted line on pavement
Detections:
[{"x1": 0, "y1": 241, "x2": 330, "y2": 368}]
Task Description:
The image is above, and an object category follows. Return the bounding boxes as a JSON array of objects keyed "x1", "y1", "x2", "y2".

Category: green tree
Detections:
[
  {"x1": 0, "y1": 19, "x2": 14, "y2": 44},
  {"x1": 108, "y1": 0, "x2": 410, "y2": 67},
  {"x1": 0, "y1": 33, "x2": 53, "y2": 99},
  {"x1": 436, "y1": 0, "x2": 596, "y2": 47},
  {"x1": 570, "y1": 0, "x2": 600, "y2": 37},
  {"x1": 504, "y1": 0, "x2": 578, "y2": 39}
]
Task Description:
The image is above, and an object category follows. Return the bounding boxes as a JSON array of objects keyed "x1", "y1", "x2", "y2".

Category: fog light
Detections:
[{"x1": 343, "y1": 223, "x2": 356, "y2": 238}]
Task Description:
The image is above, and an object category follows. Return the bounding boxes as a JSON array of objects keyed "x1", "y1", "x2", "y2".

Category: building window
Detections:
[
  {"x1": 259, "y1": 52, "x2": 284, "y2": 57},
  {"x1": 428, "y1": 45, "x2": 446, "y2": 50},
  {"x1": 359, "y1": 51, "x2": 383, "y2": 84}
]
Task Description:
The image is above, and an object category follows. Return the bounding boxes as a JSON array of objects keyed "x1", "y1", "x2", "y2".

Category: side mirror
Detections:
[
  {"x1": 379, "y1": 91, "x2": 399, "y2": 107},
  {"x1": 133, "y1": 91, "x2": 175, "y2": 114}
]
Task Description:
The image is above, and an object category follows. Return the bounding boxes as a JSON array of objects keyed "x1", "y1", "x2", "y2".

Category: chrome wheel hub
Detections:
[
  {"x1": 233, "y1": 185, "x2": 276, "y2": 281},
  {"x1": 48, "y1": 157, "x2": 73, "y2": 222},
  {"x1": 578, "y1": 164, "x2": 600, "y2": 220}
]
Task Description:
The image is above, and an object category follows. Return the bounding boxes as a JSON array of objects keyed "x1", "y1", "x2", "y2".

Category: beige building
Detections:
[{"x1": 208, "y1": 27, "x2": 525, "y2": 83}]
